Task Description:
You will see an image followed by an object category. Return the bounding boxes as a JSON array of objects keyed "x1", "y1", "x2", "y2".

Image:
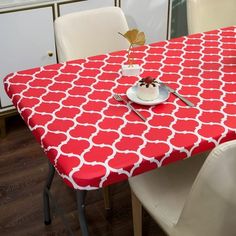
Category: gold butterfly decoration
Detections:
[{"x1": 119, "y1": 29, "x2": 146, "y2": 66}]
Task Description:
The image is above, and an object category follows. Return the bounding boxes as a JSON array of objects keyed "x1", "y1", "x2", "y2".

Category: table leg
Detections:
[
  {"x1": 76, "y1": 190, "x2": 89, "y2": 236},
  {"x1": 0, "y1": 117, "x2": 6, "y2": 138},
  {"x1": 102, "y1": 186, "x2": 113, "y2": 219},
  {"x1": 43, "y1": 161, "x2": 55, "y2": 225},
  {"x1": 103, "y1": 186, "x2": 111, "y2": 210},
  {"x1": 43, "y1": 162, "x2": 89, "y2": 235}
]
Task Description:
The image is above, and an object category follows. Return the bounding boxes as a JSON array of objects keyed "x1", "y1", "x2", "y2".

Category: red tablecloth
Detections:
[{"x1": 4, "y1": 26, "x2": 236, "y2": 190}]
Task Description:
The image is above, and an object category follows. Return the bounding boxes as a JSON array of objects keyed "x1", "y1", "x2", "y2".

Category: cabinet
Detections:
[
  {"x1": 0, "y1": 4, "x2": 58, "y2": 137},
  {"x1": 120, "y1": 0, "x2": 171, "y2": 43},
  {"x1": 0, "y1": 6, "x2": 57, "y2": 110},
  {"x1": 0, "y1": 0, "x2": 117, "y2": 114}
]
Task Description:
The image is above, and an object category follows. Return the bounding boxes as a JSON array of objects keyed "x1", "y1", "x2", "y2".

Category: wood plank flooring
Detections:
[{"x1": 0, "y1": 115, "x2": 167, "y2": 236}]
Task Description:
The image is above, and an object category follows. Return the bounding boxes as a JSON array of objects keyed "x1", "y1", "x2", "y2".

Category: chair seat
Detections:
[{"x1": 129, "y1": 152, "x2": 208, "y2": 235}]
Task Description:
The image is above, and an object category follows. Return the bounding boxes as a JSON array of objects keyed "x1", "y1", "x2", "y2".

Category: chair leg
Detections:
[
  {"x1": 131, "y1": 190, "x2": 142, "y2": 236},
  {"x1": 102, "y1": 186, "x2": 111, "y2": 210},
  {"x1": 0, "y1": 117, "x2": 6, "y2": 138}
]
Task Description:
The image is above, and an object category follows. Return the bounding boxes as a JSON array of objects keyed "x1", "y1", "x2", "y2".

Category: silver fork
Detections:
[{"x1": 113, "y1": 94, "x2": 146, "y2": 121}]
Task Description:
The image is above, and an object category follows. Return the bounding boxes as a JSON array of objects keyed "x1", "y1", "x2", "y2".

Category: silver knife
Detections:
[{"x1": 158, "y1": 82, "x2": 194, "y2": 107}]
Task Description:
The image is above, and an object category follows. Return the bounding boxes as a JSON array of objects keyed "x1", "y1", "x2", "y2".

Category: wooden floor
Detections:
[{"x1": 0, "y1": 115, "x2": 167, "y2": 236}]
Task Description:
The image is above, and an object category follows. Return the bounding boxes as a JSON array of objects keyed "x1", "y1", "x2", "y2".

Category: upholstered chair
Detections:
[
  {"x1": 187, "y1": 0, "x2": 236, "y2": 34},
  {"x1": 129, "y1": 140, "x2": 236, "y2": 236},
  {"x1": 54, "y1": 6, "x2": 129, "y2": 62}
]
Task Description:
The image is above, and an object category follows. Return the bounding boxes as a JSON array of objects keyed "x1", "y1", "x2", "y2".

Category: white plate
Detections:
[{"x1": 126, "y1": 85, "x2": 170, "y2": 106}]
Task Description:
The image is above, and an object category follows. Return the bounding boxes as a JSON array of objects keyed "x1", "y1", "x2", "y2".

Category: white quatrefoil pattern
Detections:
[{"x1": 4, "y1": 26, "x2": 236, "y2": 190}]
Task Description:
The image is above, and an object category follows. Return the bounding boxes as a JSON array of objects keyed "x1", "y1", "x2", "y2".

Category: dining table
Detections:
[{"x1": 4, "y1": 25, "x2": 236, "y2": 236}]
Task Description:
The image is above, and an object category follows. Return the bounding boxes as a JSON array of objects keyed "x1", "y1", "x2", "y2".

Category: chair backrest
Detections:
[
  {"x1": 173, "y1": 140, "x2": 236, "y2": 236},
  {"x1": 187, "y1": 0, "x2": 236, "y2": 34},
  {"x1": 54, "y1": 6, "x2": 129, "y2": 62}
]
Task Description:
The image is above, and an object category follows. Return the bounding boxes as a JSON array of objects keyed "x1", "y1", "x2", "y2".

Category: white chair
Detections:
[
  {"x1": 54, "y1": 6, "x2": 129, "y2": 62},
  {"x1": 187, "y1": 0, "x2": 236, "y2": 34},
  {"x1": 129, "y1": 140, "x2": 236, "y2": 236}
]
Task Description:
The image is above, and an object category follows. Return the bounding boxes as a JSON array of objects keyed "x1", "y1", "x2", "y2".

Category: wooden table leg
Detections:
[
  {"x1": 102, "y1": 186, "x2": 111, "y2": 210},
  {"x1": 0, "y1": 109, "x2": 18, "y2": 138},
  {"x1": 0, "y1": 117, "x2": 6, "y2": 138}
]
